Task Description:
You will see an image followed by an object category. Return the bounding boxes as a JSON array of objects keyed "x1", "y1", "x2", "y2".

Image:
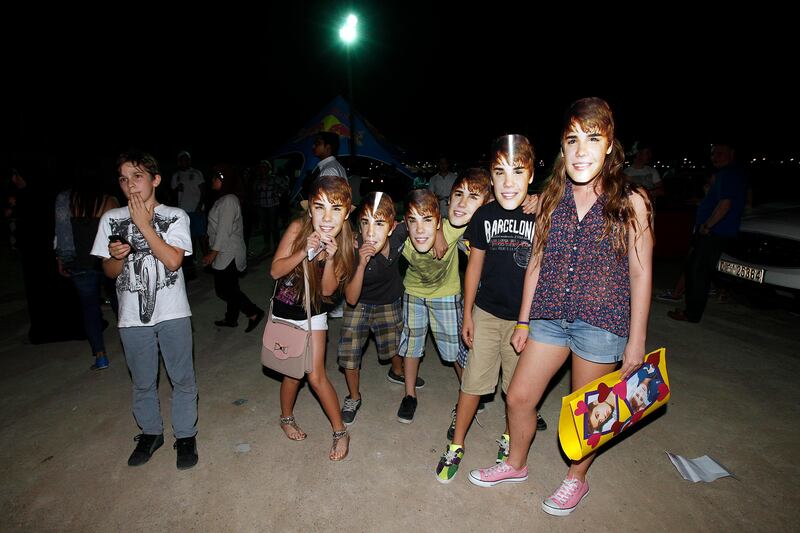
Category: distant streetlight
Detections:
[
  {"x1": 339, "y1": 14, "x2": 358, "y2": 43},
  {"x1": 339, "y1": 14, "x2": 358, "y2": 161}
]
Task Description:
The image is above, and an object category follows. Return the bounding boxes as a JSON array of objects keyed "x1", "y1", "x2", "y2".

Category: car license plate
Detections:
[{"x1": 717, "y1": 259, "x2": 765, "y2": 283}]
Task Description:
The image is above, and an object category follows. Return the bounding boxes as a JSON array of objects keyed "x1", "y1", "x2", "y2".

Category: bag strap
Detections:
[
  {"x1": 267, "y1": 259, "x2": 312, "y2": 330},
  {"x1": 301, "y1": 260, "x2": 311, "y2": 330},
  {"x1": 267, "y1": 270, "x2": 280, "y2": 319}
]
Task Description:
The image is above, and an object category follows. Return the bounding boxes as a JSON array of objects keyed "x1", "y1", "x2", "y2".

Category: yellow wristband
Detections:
[{"x1": 514, "y1": 324, "x2": 529, "y2": 330}]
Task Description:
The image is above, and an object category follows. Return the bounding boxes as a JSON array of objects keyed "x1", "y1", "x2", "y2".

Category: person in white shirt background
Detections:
[
  {"x1": 624, "y1": 142, "x2": 664, "y2": 200},
  {"x1": 428, "y1": 156, "x2": 457, "y2": 216},
  {"x1": 171, "y1": 151, "x2": 207, "y2": 278}
]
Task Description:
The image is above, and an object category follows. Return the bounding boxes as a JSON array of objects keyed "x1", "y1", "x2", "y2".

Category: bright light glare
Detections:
[{"x1": 339, "y1": 14, "x2": 358, "y2": 43}]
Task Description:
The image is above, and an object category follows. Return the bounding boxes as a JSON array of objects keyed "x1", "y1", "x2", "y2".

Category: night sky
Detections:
[{"x1": 3, "y1": 4, "x2": 795, "y2": 176}]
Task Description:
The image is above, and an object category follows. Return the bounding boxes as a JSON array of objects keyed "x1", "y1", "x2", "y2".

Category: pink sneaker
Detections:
[
  {"x1": 541, "y1": 476, "x2": 590, "y2": 516},
  {"x1": 468, "y1": 461, "x2": 528, "y2": 487}
]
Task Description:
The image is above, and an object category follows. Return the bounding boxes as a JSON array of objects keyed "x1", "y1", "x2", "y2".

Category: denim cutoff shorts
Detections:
[{"x1": 528, "y1": 318, "x2": 627, "y2": 364}]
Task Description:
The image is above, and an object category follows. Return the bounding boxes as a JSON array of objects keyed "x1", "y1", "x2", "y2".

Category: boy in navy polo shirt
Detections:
[{"x1": 337, "y1": 192, "x2": 424, "y2": 425}]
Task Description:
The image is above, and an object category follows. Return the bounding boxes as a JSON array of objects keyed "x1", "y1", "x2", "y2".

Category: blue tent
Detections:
[{"x1": 271, "y1": 96, "x2": 416, "y2": 198}]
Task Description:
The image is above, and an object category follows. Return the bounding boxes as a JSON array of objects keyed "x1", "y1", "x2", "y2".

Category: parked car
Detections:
[{"x1": 717, "y1": 203, "x2": 800, "y2": 304}]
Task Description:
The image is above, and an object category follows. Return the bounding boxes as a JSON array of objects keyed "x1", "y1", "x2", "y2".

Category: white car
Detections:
[{"x1": 717, "y1": 203, "x2": 800, "y2": 300}]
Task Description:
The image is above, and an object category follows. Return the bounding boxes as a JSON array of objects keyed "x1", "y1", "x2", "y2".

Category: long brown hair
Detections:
[
  {"x1": 288, "y1": 176, "x2": 356, "y2": 309},
  {"x1": 70, "y1": 170, "x2": 109, "y2": 218},
  {"x1": 533, "y1": 97, "x2": 653, "y2": 265}
]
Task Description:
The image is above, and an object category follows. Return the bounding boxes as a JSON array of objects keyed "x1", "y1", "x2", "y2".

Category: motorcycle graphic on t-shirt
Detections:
[{"x1": 110, "y1": 213, "x2": 181, "y2": 323}]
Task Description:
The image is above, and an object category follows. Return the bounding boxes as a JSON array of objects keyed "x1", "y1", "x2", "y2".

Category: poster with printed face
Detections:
[{"x1": 560, "y1": 348, "x2": 670, "y2": 461}]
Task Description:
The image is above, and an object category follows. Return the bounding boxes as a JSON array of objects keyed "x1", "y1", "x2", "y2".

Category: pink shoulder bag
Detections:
[{"x1": 261, "y1": 261, "x2": 313, "y2": 379}]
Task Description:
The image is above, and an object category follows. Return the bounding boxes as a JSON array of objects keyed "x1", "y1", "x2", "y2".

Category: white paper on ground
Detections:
[{"x1": 666, "y1": 452, "x2": 734, "y2": 483}]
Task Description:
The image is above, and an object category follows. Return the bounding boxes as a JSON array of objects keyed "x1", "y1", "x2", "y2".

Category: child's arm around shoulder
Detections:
[
  {"x1": 433, "y1": 218, "x2": 465, "y2": 259},
  {"x1": 432, "y1": 224, "x2": 447, "y2": 259}
]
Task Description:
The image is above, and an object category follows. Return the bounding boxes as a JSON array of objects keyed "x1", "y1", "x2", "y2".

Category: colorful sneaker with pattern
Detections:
[
  {"x1": 496, "y1": 433, "x2": 510, "y2": 463},
  {"x1": 435, "y1": 443, "x2": 464, "y2": 484}
]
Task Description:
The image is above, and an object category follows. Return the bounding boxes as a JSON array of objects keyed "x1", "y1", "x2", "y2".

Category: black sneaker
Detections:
[
  {"x1": 476, "y1": 401, "x2": 486, "y2": 414},
  {"x1": 446, "y1": 406, "x2": 457, "y2": 441},
  {"x1": 397, "y1": 395, "x2": 417, "y2": 424},
  {"x1": 127, "y1": 433, "x2": 164, "y2": 466},
  {"x1": 387, "y1": 369, "x2": 426, "y2": 389},
  {"x1": 174, "y1": 436, "x2": 198, "y2": 470},
  {"x1": 341, "y1": 395, "x2": 362, "y2": 426},
  {"x1": 537, "y1": 413, "x2": 548, "y2": 431}
]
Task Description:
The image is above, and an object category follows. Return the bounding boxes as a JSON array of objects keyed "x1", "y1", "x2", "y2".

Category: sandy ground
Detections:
[{"x1": 1, "y1": 250, "x2": 799, "y2": 533}]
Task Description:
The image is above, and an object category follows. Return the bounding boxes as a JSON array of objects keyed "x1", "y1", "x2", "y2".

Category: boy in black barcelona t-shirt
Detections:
[{"x1": 436, "y1": 134, "x2": 546, "y2": 484}]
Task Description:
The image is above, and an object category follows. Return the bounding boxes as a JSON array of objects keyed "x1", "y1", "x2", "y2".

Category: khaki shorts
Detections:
[{"x1": 461, "y1": 306, "x2": 520, "y2": 396}]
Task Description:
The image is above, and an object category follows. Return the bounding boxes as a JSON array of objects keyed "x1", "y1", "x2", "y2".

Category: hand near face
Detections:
[
  {"x1": 358, "y1": 242, "x2": 376, "y2": 266},
  {"x1": 306, "y1": 232, "x2": 322, "y2": 254},
  {"x1": 129, "y1": 192, "x2": 153, "y2": 230},
  {"x1": 320, "y1": 232, "x2": 338, "y2": 257}
]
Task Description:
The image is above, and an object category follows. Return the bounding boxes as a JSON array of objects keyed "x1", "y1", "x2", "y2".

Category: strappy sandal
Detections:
[
  {"x1": 329, "y1": 428, "x2": 349, "y2": 461},
  {"x1": 279, "y1": 415, "x2": 307, "y2": 441}
]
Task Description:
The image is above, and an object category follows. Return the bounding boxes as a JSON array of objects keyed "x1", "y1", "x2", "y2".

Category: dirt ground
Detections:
[{"x1": 1, "y1": 251, "x2": 798, "y2": 532}]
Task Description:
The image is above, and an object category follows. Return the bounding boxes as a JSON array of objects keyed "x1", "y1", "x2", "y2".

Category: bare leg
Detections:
[
  {"x1": 403, "y1": 357, "x2": 420, "y2": 398},
  {"x1": 279, "y1": 376, "x2": 306, "y2": 440},
  {"x1": 452, "y1": 390, "x2": 481, "y2": 445},
  {"x1": 304, "y1": 330, "x2": 348, "y2": 460},
  {"x1": 506, "y1": 341, "x2": 570, "y2": 470},
  {"x1": 454, "y1": 362, "x2": 463, "y2": 384},
  {"x1": 390, "y1": 355, "x2": 404, "y2": 377},
  {"x1": 343, "y1": 368, "x2": 361, "y2": 401},
  {"x1": 565, "y1": 354, "x2": 617, "y2": 482}
]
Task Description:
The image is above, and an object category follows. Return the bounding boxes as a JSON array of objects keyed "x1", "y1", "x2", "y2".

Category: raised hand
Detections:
[
  {"x1": 358, "y1": 243, "x2": 376, "y2": 266},
  {"x1": 128, "y1": 192, "x2": 153, "y2": 230},
  {"x1": 306, "y1": 232, "x2": 322, "y2": 256},
  {"x1": 321, "y1": 233, "x2": 338, "y2": 257}
]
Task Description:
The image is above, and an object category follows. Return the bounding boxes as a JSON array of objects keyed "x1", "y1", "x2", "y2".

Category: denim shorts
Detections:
[{"x1": 528, "y1": 318, "x2": 627, "y2": 364}]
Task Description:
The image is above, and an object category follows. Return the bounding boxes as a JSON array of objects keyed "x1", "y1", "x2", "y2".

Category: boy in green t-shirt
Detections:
[{"x1": 397, "y1": 171, "x2": 491, "y2": 423}]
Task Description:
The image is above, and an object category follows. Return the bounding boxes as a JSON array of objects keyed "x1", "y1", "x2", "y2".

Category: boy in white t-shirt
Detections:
[{"x1": 91, "y1": 151, "x2": 199, "y2": 470}]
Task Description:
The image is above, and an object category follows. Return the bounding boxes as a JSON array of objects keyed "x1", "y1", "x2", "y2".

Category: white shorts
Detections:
[{"x1": 276, "y1": 312, "x2": 328, "y2": 331}]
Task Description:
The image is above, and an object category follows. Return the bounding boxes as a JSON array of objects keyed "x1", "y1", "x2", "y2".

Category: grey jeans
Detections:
[{"x1": 119, "y1": 317, "x2": 198, "y2": 438}]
